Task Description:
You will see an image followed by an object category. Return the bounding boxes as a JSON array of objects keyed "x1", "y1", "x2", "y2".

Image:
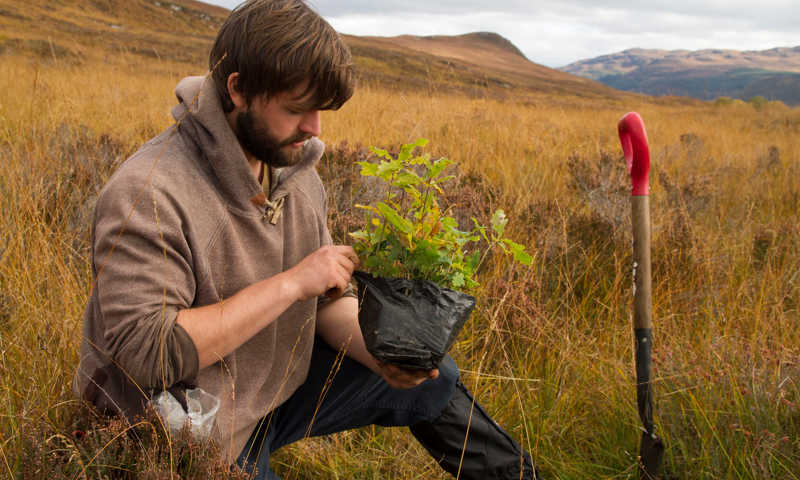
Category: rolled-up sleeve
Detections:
[{"x1": 92, "y1": 175, "x2": 199, "y2": 391}]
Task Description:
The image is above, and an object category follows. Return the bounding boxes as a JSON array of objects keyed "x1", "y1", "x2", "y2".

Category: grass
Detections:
[{"x1": 1, "y1": 32, "x2": 799, "y2": 480}]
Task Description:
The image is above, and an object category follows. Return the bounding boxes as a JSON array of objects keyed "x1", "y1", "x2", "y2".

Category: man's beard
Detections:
[{"x1": 235, "y1": 109, "x2": 308, "y2": 168}]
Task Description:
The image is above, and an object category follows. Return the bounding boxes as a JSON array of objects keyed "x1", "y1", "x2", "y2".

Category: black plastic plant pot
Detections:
[{"x1": 353, "y1": 270, "x2": 476, "y2": 371}]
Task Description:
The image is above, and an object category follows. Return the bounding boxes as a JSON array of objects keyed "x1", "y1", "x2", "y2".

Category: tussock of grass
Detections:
[{"x1": 1, "y1": 49, "x2": 799, "y2": 479}]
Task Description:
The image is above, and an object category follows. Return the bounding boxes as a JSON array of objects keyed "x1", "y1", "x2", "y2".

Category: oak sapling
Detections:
[
  {"x1": 350, "y1": 138, "x2": 532, "y2": 292},
  {"x1": 349, "y1": 138, "x2": 532, "y2": 369}
]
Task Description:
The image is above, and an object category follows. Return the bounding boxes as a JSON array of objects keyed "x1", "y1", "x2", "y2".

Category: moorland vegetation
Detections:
[{"x1": 1, "y1": 1, "x2": 799, "y2": 478}]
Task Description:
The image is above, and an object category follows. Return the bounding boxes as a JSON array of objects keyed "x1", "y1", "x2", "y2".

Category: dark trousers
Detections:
[{"x1": 236, "y1": 338, "x2": 535, "y2": 479}]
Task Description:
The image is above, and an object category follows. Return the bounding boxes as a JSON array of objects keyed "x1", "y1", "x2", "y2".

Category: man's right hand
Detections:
[{"x1": 286, "y1": 245, "x2": 359, "y2": 301}]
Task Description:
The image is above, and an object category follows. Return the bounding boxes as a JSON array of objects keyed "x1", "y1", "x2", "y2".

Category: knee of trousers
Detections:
[
  {"x1": 414, "y1": 354, "x2": 459, "y2": 423},
  {"x1": 437, "y1": 355, "x2": 460, "y2": 390}
]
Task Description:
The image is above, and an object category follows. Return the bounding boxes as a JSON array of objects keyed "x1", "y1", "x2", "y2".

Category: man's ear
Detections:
[{"x1": 226, "y1": 72, "x2": 247, "y2": 109}]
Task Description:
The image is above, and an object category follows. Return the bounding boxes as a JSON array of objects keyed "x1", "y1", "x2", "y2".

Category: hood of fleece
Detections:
[{"x1": 171, "y1": 75, "x2": 324, "y2": 212}]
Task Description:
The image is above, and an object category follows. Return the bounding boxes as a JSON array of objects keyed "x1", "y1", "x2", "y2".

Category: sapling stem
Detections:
[{"x1": 371, "y1": 169, "x2": 398, "y2": 260}]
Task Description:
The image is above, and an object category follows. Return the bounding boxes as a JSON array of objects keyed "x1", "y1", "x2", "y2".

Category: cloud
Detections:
[
  {"x1": 310, "y1": 0, "x2": 799, "y2": 30},
  {"x1": 322, "y1": 2, "x2": 799, "y2": 66},
  {"x1": 205, "y1": 1, "x2": 800, "y2": 67},
  {"x1": 307, "y1": 0, "x2": 531, "y2": 15}
]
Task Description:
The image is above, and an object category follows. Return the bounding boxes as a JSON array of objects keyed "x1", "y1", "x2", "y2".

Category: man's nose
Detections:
[{"x1": 300, "y1": 110, "x2": 321, "y2": 137}]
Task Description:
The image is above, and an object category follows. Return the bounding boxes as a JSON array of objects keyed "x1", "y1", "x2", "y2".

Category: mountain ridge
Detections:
[{"x1": 562, "y1": 46, "x2": 800, "y2": 105}]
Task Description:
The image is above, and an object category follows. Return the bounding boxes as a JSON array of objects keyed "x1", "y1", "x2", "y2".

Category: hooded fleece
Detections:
[{"x1": 74, "y1": 75, "x2": 336, "y2": 461}]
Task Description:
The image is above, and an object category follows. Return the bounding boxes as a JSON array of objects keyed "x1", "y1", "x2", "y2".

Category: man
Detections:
[{"x1": 74, "y1": 1, "x2": 537, "y2": 478}]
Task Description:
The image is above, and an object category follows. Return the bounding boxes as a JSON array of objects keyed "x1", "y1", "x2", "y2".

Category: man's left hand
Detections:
[{"x1": 376, "y1": 361, "x2": 439, "y2": 389}]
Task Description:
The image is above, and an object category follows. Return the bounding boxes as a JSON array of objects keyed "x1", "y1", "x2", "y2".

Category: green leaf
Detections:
[
  {"x1": 472, "y1": 218, "x2": 489, "y2": 243},
  {"x1": 491, "y1": 210, "x2": 508, "y2": 237},
  {"x1": 398, "y1": 145, "x2": 413, "y2": 163},
  {"x1": 376, "y1": 202, "x2": 413, "y2": 235},
  {"x1": 355, "y1": 204, "x2": 379, "y2": 215},
  {"x1": 405, "y1": 187, "x2": 422, "y2": 204},
  {"x1": 436, "y1": 174, "x2": 456, "y2": 183},
  {"x1": 357, "y1": 161, "x2": 378, "y2": 177},
  {"x1": 410, "y1": 153, "x2": 431, "y2": 168},
  {"x1": 410, "y1": 240, "x2": 442, "y2": 270},
  {"x1": 436, "y1": 248, "x2": 454, "y2": 265},
  {"x1": 515, "y1": 250, "x2": 533, "y2": 265},
  {"x1": 370, "y1": 146, "x2": 393, "y2": 161},
  {"x1": 441, "y1": 217, "x2": 458, "y2": 229},
  {"x1": 427, "y1": 157, "x2": 452, "y2": 180},
  {"x1": 349, "y1": 230, "x2": 369, "y2": 242},
  {"x1": 398, "y1": 138, "x2": 427, "y2": 163},
  {"x1": 365, "y1": 256, "x2": 386, "y2": 272},
  {"x1": 394, "y1": 170, "x2": 422, "y2": 190},
  {"x1": 376, "y1": 159, "x2": 402, "y2": 180},
  {"x1": 467, "y1": 251, "x2": 481, "y2": 270},
  {"x1": 503, "y1": 239, "x2": 533, "y2": 265},
  {"x1": 411, "y1": 138, "x2": 429, "y2": 148},
  {"x1": 451, "y1": 272, "x2": 465, "y2": 288}
]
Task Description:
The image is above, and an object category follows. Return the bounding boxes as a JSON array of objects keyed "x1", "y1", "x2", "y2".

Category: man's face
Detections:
[{"x1": 234, "y1": 83, "x2": 322, "y2": 168}]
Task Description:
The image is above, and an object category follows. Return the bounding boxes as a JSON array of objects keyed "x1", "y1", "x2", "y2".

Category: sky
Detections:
[{"x1": 204, "y1": 1, "x2": 800, "y2": 68}]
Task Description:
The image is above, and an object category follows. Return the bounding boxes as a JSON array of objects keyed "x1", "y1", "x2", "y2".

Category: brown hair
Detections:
[{"x1": 209, "y1": 0, "x2": 354, "y2": 112}]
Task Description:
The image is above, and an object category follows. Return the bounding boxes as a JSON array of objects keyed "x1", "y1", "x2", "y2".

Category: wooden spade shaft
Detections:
[
  {"x1": 632, "y1": 196, "x2": 652, "y2": 331},
  {"x1": 619, "y1": 112, "x2": 664, "y2": 479},
  {"x1": 633, "y1": 195, "x2": 662, "y2": 479}
]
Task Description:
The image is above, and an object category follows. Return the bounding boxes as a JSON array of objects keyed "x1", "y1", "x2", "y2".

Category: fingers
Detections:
[
  {"x1": 322, "y1": 246, "x2": 357, "y2": 282},
  {"x1": 324, "y1": 246, "x2": 360, "y2": 298},
  {"x1": 378, "y1": 362, "x2": 439, "y2": 389},
  {"x1": 331, "y1": 245, "x2": 360, "y2": 270},
  {"x1": 295, "y1": 245, "x2": 359, "y2": 300},
  {"x1": 327, "y1": 252, "x2": 356, "y2": 297},
  {"x1": 324, "y1": 286, "x2": 343, "y2": 299}
]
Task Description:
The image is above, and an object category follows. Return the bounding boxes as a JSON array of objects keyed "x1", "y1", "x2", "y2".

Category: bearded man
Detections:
[{"x1": 74, "y1": 1, "x2": 538, "y2": 478}]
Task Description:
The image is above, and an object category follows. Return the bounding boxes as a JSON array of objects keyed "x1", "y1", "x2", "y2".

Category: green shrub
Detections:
[
  {"x1": 349, "y1": 138, "x2": 531, "y2": 292},
  {"x1": 713, "y1": 96, "x2": 733, "y2": 106},
  {"x1": 747, "y1": 95, "x2": 769, "y2": 110}
]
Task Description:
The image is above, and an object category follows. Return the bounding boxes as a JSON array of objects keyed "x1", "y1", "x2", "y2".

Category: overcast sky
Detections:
[{"x1": 205, "y1": 1, "x2": 800, "y2": 67}]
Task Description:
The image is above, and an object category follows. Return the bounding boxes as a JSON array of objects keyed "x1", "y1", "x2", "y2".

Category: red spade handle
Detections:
[{"x1": 618, "y1": 112, "x2": 650, "y2": 196}]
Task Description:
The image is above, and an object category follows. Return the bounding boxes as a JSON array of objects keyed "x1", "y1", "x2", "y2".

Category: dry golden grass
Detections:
[{"x1": 1, "y1": 42, "x2": 799, "y2": 479}]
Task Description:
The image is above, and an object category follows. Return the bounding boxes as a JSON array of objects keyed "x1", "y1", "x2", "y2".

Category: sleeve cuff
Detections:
[
  {"x1": 172, "y1": 321, "x2": 200, "y2": 385},
  {"x1": 317, "y1": 282, "x2": 357, "y2": 309}
]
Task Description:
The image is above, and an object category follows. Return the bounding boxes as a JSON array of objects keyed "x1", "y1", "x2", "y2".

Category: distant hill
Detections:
[
  {"x1": 561, "y1": 47, "x2": 800, "y2": 105},
  {"x1": 0, "y1": 0, "x2": 627, "y2": 101},
  {"x1": 343, "y1": 32, "x2": 620, "y2": 98}
]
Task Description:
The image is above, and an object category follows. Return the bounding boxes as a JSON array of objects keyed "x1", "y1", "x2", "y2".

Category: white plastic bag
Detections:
[{"x1": 152, "y1": 387, "x2": 220, "y2": 439}]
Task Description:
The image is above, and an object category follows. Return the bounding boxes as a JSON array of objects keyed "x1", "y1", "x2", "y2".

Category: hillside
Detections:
[
  {"x1": 0, "y1": 0, "x2": 227, "y2": 65},
  {"x1": 0, "y1": 0, "x2": 623, "y2": 101},
  {"x1": 562, "y1": 47, "x2": 800, "y2": 105},
  {"x1": 344, "y1": 32, "x2": 620, "y2": 98}
]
